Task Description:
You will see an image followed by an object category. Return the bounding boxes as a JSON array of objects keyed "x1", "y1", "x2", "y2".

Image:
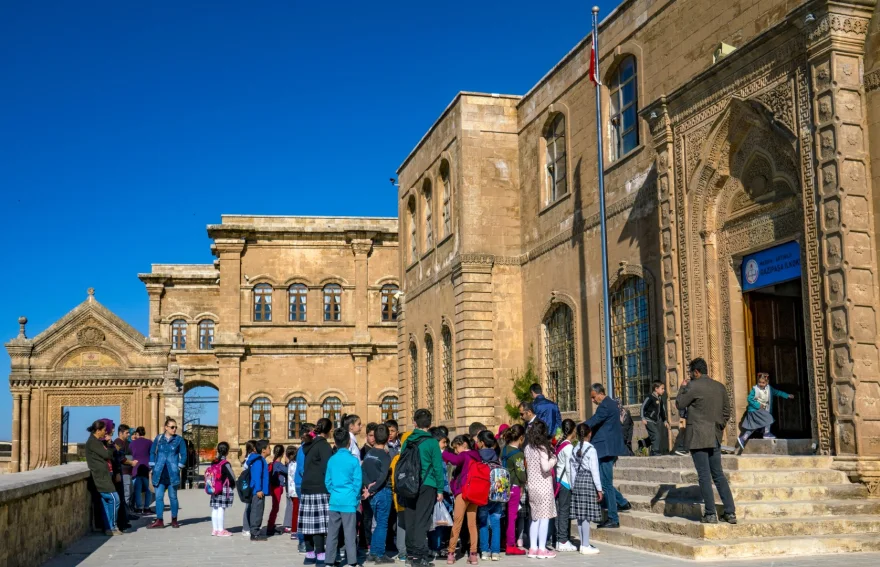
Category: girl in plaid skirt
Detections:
[
  {"x1": 570, "y1": 424, "x2": 603, "y2": 555},
  {"x1": 209, "y1": 442, "x2": 237, "y2": 537},
  {"x1": 299, "y1": 418, "x2": 335, "y2": 565}
]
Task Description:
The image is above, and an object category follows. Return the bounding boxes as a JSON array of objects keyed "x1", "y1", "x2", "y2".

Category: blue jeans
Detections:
[
  {"x1": 100, "y1": 492, "x2": 119, "y2": 530},
  {"x1": 370, "y1": 487, "x2": 393, "y2": 557},
  {"x1": 132, "y1": 476, "x2": 152, "y2": 509},
  {"x1": 598, "y1": 457, "x2": 619, "y2": 523},
  {"x1": 154, "y1": 483, "x2": 178, "y2": 519},
  {"x1": 478, "y1": 502, "x2": 503, "y2": 554}
]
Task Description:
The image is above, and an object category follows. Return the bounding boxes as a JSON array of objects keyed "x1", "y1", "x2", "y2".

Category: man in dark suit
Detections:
[
  {"x1": 584, "y1": 383, "x2": 631, "y2": 528},
  {"x1": 676, "y1": 358, "x2": 737, "y2": 524}
]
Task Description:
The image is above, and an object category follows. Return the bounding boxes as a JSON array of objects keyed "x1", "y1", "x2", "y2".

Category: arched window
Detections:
[
  {"x1": 545, "y1": 304, "x2": 576, "y2": 413},
  {"x1": 609, "y1": 55, "x2": 639, "y2": 161},
  {"x1": 252, "y1": 397, "x2": 271, "y2": 439},
  {"x1": 442, "y1": 326, "x2": 454, "y2": 420},
  {"x1": 253, "y1": 284, "x2": 273, "y2": 322},
  {"x1": 171, "y1": 320, "x2": 187, "y2": 350},
  {"x1": 198, "y1": 319, "x2": 214, "y2": 350},
  {"x1": 545, "y1": 113, "x2": 567, "y2": 203},
  {"x1": 408, "y1": 198, "x2": 418, "y2": 264},
  {"x1": 425, "y1": 334, "x2": 435, "y2": 413},
  {"x1": 439, "y1": 160, "x2": 452, "y2": 238},
  {"x1": 289, "y1": 283, "x2": 308, "y2": 322},
  {"x1": 611, "y1": 276, "x2": 652, "y2": 405},
  {"x1": 381, "y1": 395, "x2": 399, "y2": 422},
  {"x1": 409, "y1": 342, "x2": 419, "y2": 411},
  {"x1": 323, "y1": 284, "x2": 342, "y2": 322},
  {"x1": 322, "y1": 396, "x2": 343, "y2": 428},
  {"x1": 381, "y1": 284, "x2": 399, "y2": 322},
  {"x1": 423, "y1": 179, "x2": 434, "y2": 250},
  {"x1": 287, "y1": 397, "x2": 308, "y2": 438}
]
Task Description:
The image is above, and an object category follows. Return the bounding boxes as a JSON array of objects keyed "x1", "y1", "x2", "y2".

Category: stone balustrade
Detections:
[{"x1": 0, "y1": 463, "x2": 92, "y2": 567}]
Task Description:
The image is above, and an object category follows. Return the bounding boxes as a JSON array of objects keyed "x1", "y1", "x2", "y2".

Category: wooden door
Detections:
[{"x1": 748, "y1": 291, "x2": 811, "y2": 438}]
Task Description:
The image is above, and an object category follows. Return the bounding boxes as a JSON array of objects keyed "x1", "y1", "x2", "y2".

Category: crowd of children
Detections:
[{"x1": 204, "y1": 407, "x2": 607, "y2": 565}]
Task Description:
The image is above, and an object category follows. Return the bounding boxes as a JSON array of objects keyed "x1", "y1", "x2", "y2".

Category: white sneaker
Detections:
[
  {"x1": 242, "y1": 530, "x2": 251, "y2": 537},
  {"x1": 555, "y1": 542, "x2": 577, "y2": 552},
  {"x1": 579, "y1": 546, "x2": 600, "y2": 555},
  {"x1": 481, "y1": 553, "x2": 490, "y2": 561}
]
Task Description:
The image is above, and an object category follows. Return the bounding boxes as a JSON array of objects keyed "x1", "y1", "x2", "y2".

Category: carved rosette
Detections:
[{"x1": 76, "y1": 327, "x2": 105, "y2": 346}]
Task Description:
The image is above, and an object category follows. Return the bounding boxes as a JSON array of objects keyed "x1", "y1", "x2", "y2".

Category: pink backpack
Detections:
[{"x1": 205, "y1": 459, "x2": 228, "y2": 495}]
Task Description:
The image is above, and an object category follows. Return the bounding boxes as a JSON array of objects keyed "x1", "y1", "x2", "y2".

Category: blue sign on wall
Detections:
[{"x1": 741, "y1": 241, "x2": 801, "y2": 292}]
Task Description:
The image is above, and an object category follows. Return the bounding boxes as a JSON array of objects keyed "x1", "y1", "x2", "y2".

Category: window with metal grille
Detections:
[
  {"x1": 287, "y1": 397, "x2": 308, "y2": 438},
  {"x1": 254, "y1": 284, "x2": 273, "y2": 321},
  {"x1": 289, "y1": 284, "x2": 308, "y2": 322},
  {"x1": 322, "y1": 396, "x2": 342, "y2": 428},
  {"x1": 381, "y1": 284, "x2": 399, "y2": 322},
  {"x1": 252, "y1": 397, "x2": 271, "y2": 439},
  {"x1": 545, "y1": 114, "x2": 567, "y2": 203},
  {"x1": 544, "y1": 304, "x2": 576, "y2": 413},
  {"x1": 410, "y1": 342, "x2": 419, "y2": 411},
  {"x1": 611, "y1": 276, "x2": 652, "y2": 405},
  {"x1": 440, "y1": 161, "x2": 452, "y2": 238},
  {"x1": 424, "y1": 181, "x2": 433, "y2": 249},
  {"x1": 425, "y1": 334, "x2": 435, "y2": 413},
  {"x1": 610, "y1": 56, "x2": 639, "y2": 161},
  {"x1": 380, "y1": 395, "x2": 399, "y2": 422},
  {"x1": 442, "y1": 326, "x2": 454, "y2": 420},
  {"x1": 198, "y1": 320, "x2": 214, "y2": 350},
  {"x1": 171, "y1": 320, "x2": 187, "y2": 350},
  {"x1": 323, "y1": 284, "x2": 342, "y2": 322}
]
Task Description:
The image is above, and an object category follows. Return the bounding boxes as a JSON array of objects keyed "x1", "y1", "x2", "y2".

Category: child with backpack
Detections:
[
  {"x1": 476, "y1": 430, "x2": 509, "y2": 561},
  {"x1": 267, "y1": 444, "x2": 288, "y2": 536},
  {"x1": 443, "y1": 435, "x2": 480, "y2": 565},
  {"x1": 284, "y1": 445, "x2": 299, "y2": 538},
  {"x1": 239, "y1": 440, "x2": 257, "y2": 537},
  {"x1": 325, "y1": 428, "x2": 363, "y2": 567},
  {"x1": 554, "y1": 420, "x2": 577, "y2": 552},
  {"x1": 206, "y1": 441, "x2": 236, "y2": 536},
  {"x1": 428, "y1": 427, "x2": 452, "y2": 558},
  {"x1": 362, "y1": 424, "x2": 393, "y2": 563},
  {"x1": 570, "y1": 423, "x2": 603, "y2": 555},
  {"x1": 500, "y1": 425, "x2": 527, "y2": 556},
  {"x1": 524, "y1": 421, "x2": 557, "y2": 559},
  {"x1": 389, "y1": 431, "x2": 411, "y2": 562},
  {"x1": 244, "y1": 440, "x2": 271, "y2": 541}
]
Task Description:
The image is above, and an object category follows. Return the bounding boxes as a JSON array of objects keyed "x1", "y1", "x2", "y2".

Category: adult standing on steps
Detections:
[
  {"x1": 147, "y1": 417, "x2": 188, "y2": 529},
  {"x1": 530, "y1": 384, "x2": 562, "y2": 441},
  {"x1": 583, "y1": 384, "x2": 630, "y2": 529},
  {"x1": 675, "y1": 358, "x2": 737, "y2": 525}
]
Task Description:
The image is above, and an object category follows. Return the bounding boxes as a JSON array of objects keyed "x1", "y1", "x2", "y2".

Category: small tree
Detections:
[{"x1": 505, "y1": 346, "x2": 540, "y2": 421}]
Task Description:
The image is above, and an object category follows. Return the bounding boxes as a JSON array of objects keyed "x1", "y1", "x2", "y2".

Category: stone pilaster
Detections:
[
  {"x1": 145, "y1": 283, "x2": 165, "y2": 339},
  {"x1": 351, "y1": 239, "x2": 373, "y2": 343},
  {"x1": 214, "y1": 238, "x2": 246, "y2": 343},
  {"x1": 397, "y1": 293, "x2": 409, "y2": 425},
  {"x1": 452, "y1": 258, "x2": 495, "y2": 431},
  {"x1": 11, "y1": 393, "x2": 21, "y2": 473},
  {"x1": 216, "y1": 348, "x2": 245, "y2": 460},
  {"x1": 807, "y1": 2, "x2": 880, "y2": 456},
  {"x1": 21, "y1": 392, "x2": 30, "y2": 471},
  {"x1": 351, "y1": 346, "x2": 372, "y2": 426},
  {"x1": 150, "y1": 393, "x2": 159, "y2": 438}
]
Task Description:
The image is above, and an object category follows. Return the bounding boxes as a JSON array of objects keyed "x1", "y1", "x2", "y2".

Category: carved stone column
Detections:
[
  {"x1": 807, "y1": 2, "x2": 880, "y2": 456},
  {"x1": 21, "y1": 392, "x2": 30, "y2": 471},
  {"x1": 645, "y1": 100, "x2": 685, "y2": 424},
  {"x1": 11, "y1": 393, "x2": 21, "y2": 473}
]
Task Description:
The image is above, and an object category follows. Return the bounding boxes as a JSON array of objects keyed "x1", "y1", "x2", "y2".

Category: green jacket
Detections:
[{"x1": 401, "y1": 428, "x2": 445, "y2": 491}]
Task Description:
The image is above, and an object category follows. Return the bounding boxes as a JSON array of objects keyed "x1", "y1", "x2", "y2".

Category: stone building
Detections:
[
  {"x1": 6, "y1": 215, "x2": 400, "y2": 470},
  {"x1": 396, "y1": 0, "x2": 880, "y2": 479}
]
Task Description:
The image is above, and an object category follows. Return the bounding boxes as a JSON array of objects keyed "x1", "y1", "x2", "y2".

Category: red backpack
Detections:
[{"x1": 462, "y1": 459, "x2": 491, "y2": 506}]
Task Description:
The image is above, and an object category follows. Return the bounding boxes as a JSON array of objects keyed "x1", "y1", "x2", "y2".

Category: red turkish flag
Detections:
[{"x1": 588, "y1": 41, "x2": 599, "y2": 85}]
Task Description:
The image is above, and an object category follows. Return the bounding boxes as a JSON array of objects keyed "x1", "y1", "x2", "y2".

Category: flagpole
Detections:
[{"x1": 592, "y1": 6, "x2": 615, "y2": 399}]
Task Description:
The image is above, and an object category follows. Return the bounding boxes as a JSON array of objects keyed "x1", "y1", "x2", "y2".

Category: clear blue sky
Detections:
[{"x1": 0, "y1": 0, "x2": 618, "y2": 440}]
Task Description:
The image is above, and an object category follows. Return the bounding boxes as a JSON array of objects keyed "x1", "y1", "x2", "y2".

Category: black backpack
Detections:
[
  {"x1": 236, "y1": 463, "x2": 253, "y2": 503},
  {"x1": 394, "y1": 437, "x2": 427, "y2": 500}
]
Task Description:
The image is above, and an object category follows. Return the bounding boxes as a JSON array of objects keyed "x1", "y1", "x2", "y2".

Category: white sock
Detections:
[
  {"x1": 529, "y1": 520, "x2": 539, "y2": 550},
  {"x1": 537, "y1": 519, "x2": 549, "y2": 550},
  {"x1": 578, "y1": 521, "x2": 590, "y2": 547}
]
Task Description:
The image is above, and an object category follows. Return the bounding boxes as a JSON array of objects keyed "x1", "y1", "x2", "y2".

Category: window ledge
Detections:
[
  {"x1": 603, "y1": 144, "x2": 645, "y2": 175},
  {"x1": 406, "y1": 259, "x2": 419, "y2": 272},
  {"x1": 539, "y1": 192, "x2": 572, "y2": 216},
  {"x1": 436, "y1": 233, "x2": 454, "y2": 247},
  {"x1": 420, "y1": 248, "x2": 435, "y2": 262}
]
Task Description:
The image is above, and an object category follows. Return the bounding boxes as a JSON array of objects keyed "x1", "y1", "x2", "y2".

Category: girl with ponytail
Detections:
[{"x1": 570, "y1": 423, "x2": 603, "y2": 555}]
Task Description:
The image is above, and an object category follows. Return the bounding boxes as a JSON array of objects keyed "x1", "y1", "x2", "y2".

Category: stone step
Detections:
[
  {"x1": 591, "y1": 526, "x2": 880, "y2": 560},
  {"x1": 615, "y1": 455, "x2": 832, "y2": 471},
  {"x1": 618, "y1": 510, "x2": 880, "y2": 540},
  {"x1": 740, "y1": 438, "x2": 816, "y2": 455},
  {"x1": 614, "y1": 466, "x2": 849, "y2": 485},
  {"x1": 627, "y1": 494, "x2": 880, "y2": 520},
  {"x1": 616, "y1": 480, "x2": 869, "y2": 501}
]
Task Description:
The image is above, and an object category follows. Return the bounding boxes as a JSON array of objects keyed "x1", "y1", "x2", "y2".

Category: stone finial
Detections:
[
  {"x1": 87, "y1": 287, "x2": 95, "y2": 301},
  {"x1": 17, "y1": 316, "x2": 27, "y2": 339}
]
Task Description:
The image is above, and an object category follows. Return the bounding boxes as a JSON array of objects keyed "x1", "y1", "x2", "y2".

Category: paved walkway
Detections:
[{"x1": 45, "y1": 488, "x2": 880, "y2": 567}]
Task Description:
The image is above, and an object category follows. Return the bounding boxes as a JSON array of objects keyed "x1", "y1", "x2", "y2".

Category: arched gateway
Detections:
[{"x1": 5, "y1": 289, "x2": 179, "y2": 472}]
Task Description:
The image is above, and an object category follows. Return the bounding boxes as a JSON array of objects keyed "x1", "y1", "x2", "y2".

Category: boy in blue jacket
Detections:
[
  {"x1": 247, "y1": 439, "x2": 271, "y2": 541},
  {"x1": 325, "y1": 428, "x2": 362, "y2": 567}
]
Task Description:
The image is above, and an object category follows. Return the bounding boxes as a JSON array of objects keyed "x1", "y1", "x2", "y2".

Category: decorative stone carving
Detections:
[
  {"x1": 755, "y1": 79, "x2": 795, "y2": 133},
  {"x1": 76, "y1": 327, "x2": 105, "y2": 346}
]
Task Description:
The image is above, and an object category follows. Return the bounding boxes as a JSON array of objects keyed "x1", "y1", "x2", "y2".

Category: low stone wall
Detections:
[{"x1": 0, "y1": 463, "x2": 92, "y2": 567}]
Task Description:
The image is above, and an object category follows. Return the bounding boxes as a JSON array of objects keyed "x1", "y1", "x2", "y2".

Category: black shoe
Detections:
[
  {"x1": 596, "y1": 520, "x2": 620, "y2": 529},
  {"x1": 720, "y1": 513, "x2": 737, "y2": 525},
  {"x1": 701, "y1": 514, "x2": 719, "y2": 524},
  {"x1": 251, "y1": 534, "x2": 268, "y2": 541},
  {"x1": 304, "y1": 557, "x2": 317, "y2": 565},
  {"x1": 128, "y1": 513, "x2": 140, "y2": 520},
  {"x1": 375, "y1": 557, "x2": 396, "y2": 565},
  {"x1": 618, "y1": 502, "x2": 632, "y2": 512}
]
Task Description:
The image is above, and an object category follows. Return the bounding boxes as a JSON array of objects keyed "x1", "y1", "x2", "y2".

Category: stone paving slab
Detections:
[{"x1": 43, "y1": 488, "x2": 880, "y2": 567}]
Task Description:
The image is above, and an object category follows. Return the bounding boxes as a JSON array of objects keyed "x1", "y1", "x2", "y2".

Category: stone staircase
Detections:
[{"x1": 589, "y1": 453, "x2": 880, "y2": 560}]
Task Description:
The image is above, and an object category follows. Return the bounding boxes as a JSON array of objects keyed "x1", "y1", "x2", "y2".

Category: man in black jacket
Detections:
[{"x1": 640, "y1": 381, "x2": 669, "y2": 455}]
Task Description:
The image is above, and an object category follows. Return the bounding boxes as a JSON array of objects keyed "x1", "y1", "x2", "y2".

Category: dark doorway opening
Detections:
[{"x1": 744, "y1": 279, "x2": 811, "y2": 439}]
